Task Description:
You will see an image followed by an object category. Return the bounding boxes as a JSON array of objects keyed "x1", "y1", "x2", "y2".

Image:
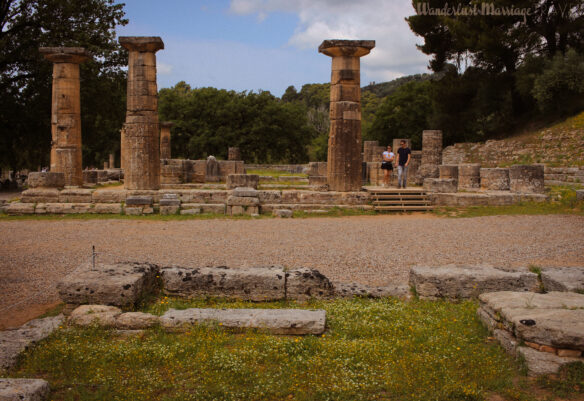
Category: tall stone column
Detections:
[
  {"x1": 39, "y1": 47, "x2": 91, "y2": 186},
  {"x1": 160, "y1": 122, "x2": 173, "y2": 160},
  {"x1": 319, "y1": 39, "x2": 375, "y2": 192},
  {"x1": 109, "y1": 153, "x2": 115, "y2": 169},
  {"x1": 119, "y1": 36, "x2": 164, "y2": 190}
]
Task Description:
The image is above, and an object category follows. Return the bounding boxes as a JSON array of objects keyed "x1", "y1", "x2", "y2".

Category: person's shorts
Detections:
[{"x1": 381, "y1": 162, "x2": 393, "y2": 170}]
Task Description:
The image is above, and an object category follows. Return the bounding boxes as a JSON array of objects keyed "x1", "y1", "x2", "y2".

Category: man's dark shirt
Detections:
[{"x1": 397, "y1": 147, "x2": 411, "y2": 166}]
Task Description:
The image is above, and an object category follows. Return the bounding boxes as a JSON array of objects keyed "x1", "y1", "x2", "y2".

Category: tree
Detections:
[{"x1": 0, "y1": 0, "x2": 128, "y2": 171}]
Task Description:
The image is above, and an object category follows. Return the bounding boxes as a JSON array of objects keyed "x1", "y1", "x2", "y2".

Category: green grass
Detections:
[
  {"x1": 7, "y1": 297, "x2": 528, "y2": 401},
  {"x1": 292, "y1": 207, "x2": 376, "y2": 218},
  {"x1": 246, "y1": 169, "x2": 307, "y2": 178}
]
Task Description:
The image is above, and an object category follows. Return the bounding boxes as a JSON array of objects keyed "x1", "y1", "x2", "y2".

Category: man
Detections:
[{"x1": 395, "y1": 140, "x2": 411, "y2": 188}]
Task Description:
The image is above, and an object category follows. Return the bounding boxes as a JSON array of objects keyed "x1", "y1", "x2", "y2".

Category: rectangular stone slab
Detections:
[
  {"x1": 0, "y1": 378, "x2": 50, "y2": 401},
  {"x1": 479, "y1": 291, "x2": 584, "y2": 313},
  {"x1": 161, "y1": 266, "x2": 286, "y2": 301},
  {"x1": 541, "y1": 267, "x2": 584, "y2": 292},
  {"x1": 160, "y1": 308, "x2": 326, "y2": 335},
  {"x1": 57, "y1": 262, "x2": 159, "y2": 307},
  {"x1": 409, "y1": 265, "x2": 539, "y2": 299},
  {"x1": 517, "y1": 346, "x2": 582, "y2": 376}
]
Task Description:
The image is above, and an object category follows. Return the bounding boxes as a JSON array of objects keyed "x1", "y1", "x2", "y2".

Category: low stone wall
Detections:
[
  {"x1": 245, "y1": 164, "x2": 307, "y2": 174},
  {"x1": 544, "y1": 166, "x2": 584, "y2": 186}
]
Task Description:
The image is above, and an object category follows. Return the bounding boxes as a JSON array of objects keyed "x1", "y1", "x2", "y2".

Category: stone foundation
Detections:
[
  {"x1": 458, "y1": 163, "x2": 481, "y2": 190},
  {"x1": 480, "y1": 168, "x2": 510, "y2": 190},
  {"x1": 27, "y1": 172, "x2": 65, "y2": 188},
  {"x1": 509, "y1": 164, "x2": 545, "y2": 193}
]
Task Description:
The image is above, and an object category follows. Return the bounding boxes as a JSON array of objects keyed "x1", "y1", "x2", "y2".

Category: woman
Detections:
[{"x1": 381, "y1": 145, "x2": 395, "y2": 187}]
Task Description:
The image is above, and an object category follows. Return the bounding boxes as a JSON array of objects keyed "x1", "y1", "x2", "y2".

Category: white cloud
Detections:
[
  {"x1": 229, "y1": 0, "x2": 431, "y2": 81},
  {"x1": 157, "y1": 62, "x2": 173, "y2": 75}
]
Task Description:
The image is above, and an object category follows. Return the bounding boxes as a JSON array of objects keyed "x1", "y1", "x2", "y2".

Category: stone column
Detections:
[
  {"x1": 119, "y1": 36, "x2": 164, "y2": 190},
  {"x1": 458, "y1": 163, "x2": 481, "y2": 190},
  {"x1": 319, "y1": 39, "x2": 375, "y2": 192},
  {"x1": 160, "y1": 122, "x2": 173, "y2": 160},
  {"x1": 419, "y1": 130, "x2": 443, "y2": 179},
  {"x1": 103, "y1": 161, "x2": 109, "y2": 170},
  {"x1": 120, "y1": 127, "x2": 126, "y2": 171},
  {"x1": 39, "y1": 47, "x2": 91, "y2": 186},
  {"x1": 228, "y1": 147, "x2": 241, "y2": 161},
  {"x1": 109, "y1": 153, "x2": 115, "y2": 169}
]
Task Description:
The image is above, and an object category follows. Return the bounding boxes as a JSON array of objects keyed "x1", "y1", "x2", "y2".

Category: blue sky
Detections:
[{"x1": 116, "y1": 0, "x2": 431, "y2": 96}]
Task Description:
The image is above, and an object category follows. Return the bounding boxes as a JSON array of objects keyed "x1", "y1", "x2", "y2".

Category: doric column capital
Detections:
[
  {"x1": 119, "y1": 36, "x2": 164, "y2": 53},
  {"x1": 39, "y1": 47, "x2": 91, "y2": 64},
  {"x1": 318, "y1": 40, "x2": 375, "y2": 58}
]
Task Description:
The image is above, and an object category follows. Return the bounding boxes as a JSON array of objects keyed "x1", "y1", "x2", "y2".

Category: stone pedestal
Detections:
[
  {"x1": 39, "y1": 47, "x2": 91, "y2": 186},
  {"x1": 119, "y1": 36, "x2": 164, "y2": 190},
  {"x1": 160, "y1": 121, "x2": 173, "y2": 160},
  {"x1": 27, "y1": 172, "x2": 65, "y2": 188},
  {"x1": 228, "y1": 147, "x2": 241, "y2": 161},
  {"x1": 481, "y1": 168, "x2": 510, "y2": 191},
  {"x1": 419, "y1": 130, "x2": 443, "y2": 180},
  {"x1": 109, "y1": 153, "x2": 115, "y2": 169},
  {"x1": 319, "y1": 39, "x2": 375, "y2": 192},
  {"x1": 458, "y1": 164, "x2": 481, "y2": 190},
  {"x1": 510, "y1": 165, "x2": 545, "y2": 193}
]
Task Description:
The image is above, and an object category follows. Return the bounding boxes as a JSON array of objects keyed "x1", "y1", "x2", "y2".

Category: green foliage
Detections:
[
  {"x1": 158, "y1": 83, "x2": 313, "y2": 163},
  {"x1": 11, "y1": 297, "x2": 521, "y2": 400},
  {"x1": 368, "y1": 81, "x2": 432, "y2": 148},
  {"x1": 0, "y1": 0, "x2": 128, "y2": 170}
]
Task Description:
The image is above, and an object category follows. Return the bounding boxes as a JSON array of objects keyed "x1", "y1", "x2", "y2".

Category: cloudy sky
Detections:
[{"x1": 117, "y1": 0, "x2": 431, "y2": 96}]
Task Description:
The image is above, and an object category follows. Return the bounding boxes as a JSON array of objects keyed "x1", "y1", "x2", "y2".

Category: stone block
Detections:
[
  {"x1": 423, "y1": 178, "x2": 457, "y2": 193},
  {"x1": 20, "y1": 188, "x2": 60, "y2": 203},
  {"x1": 232, "y1": 187, "x2": 258, "y2": 197},
  {"x1": 409, "y1": 265, "x2": 539, "y2": 300},
  {"x1": 92, "y1": 203, "x2": 122, "y2": 214},
  {"x1": 159, "y1": 193, "x2": 181, "y2": 206},
  {"x1": 46, "y1": 203, "x2": 92, "y2": 214},
  {"x1": 160, "y1": 308, "x2": 326, "y2": 335},
  {"x1": 479, "y1": 291, "x2": 584, "y2": 312},
  {"x1": 333, "y1": 282, "x2": 411, "y2": 299},
  {"x1": 5, "y1": 203, "x2": 35, "y2": 215},
  {"x1": 509, "y1": 165, "x2": 545, "y2": 193},
  {"x1": 57, "y1": 262, "x2": 159, "y2": 307},
  {"x1": 124, "y1": 206, "x2": 143, "y2": 215},
  {"x1": 577, "y1": 190, "x2": 584, "y2": 201},
  {"x1": 227, "y1": 196, "x2": 259, "y2": 206},
  {"x1": 0, "y1": 379, "x2": 50, "y2": 401},
  {"x1": 273, "y1": 209, "x2": 293, "y2": 218},
  {"x1": 125, "y1": 195, "x2": 153, "y2": 206},
  {"x1": 200, "y1": 204, "x2": 225, "y2": 214},
  {"x1": 226, "y1": 174, "x2": 259, "y2": 189},
  {"x1": 245, "y1": 206, "x2": 259, "y2": 215},
  {"x1": 180, "y1": 207, "x2": 201, "y2": 215},
  {"x1": 517, "y1": 346, "x2": 582, "y2": 376},
  {"x1": 286, "y1": 267, "x2": 335, "y2": 301},
  {"x1": 160, "y1": 205, "x2": 179, "y2": 215},
  {"x1": 58, "y1": 188, "x2": 93, "y2": 203},
  {"x1": 480, "y1": 168, "x2": 510, "y2": 191},
  {"x1": 309, "y1": 175, "x2": 328, "y2": 186},
  {"x1": 439, "y1": 165, "x2": 458, "y2": 180},
  {"x1": 27, "y1": 172, "x2": 65, "y2": 188},
  {"x1": 114, "y1": 312, "x2": 159, "y2": 330},
  {"x1": 92, "y1": 189, "x2": 127, "y2": 203},
  {"x1": 69, "y1": 305, "x2": 122, "y2": 327},
  {"x1": 541, "y1": 267, "x2": 584, "y2": 292},
  {"x1": 161, "y1": 266, "x2": 286, "y2": 301},
  {"x1": 306, "y1": 162, "x2": 327, "y2": 176},
  {"x1": 458, "y1": 164, "x2": 481, "y2": 190},
  {"x1": 228, "y1": 205, "x2": 244, "y2": 215}
]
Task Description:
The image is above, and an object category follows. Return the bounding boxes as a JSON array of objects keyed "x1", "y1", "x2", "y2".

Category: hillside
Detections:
[
  {"x1": 361, "y1": 73, "x2": 433, "y2": 98},
  {"x1": 442, "y1": 111, "x2": 584, "y2": 167}
]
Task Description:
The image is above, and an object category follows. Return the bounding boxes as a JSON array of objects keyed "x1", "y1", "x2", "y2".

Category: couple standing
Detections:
[{"x1": 380, "y1": 140, "x2": 411, "y2": 188}]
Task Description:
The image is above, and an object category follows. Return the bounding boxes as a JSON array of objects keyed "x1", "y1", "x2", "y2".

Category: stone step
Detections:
[
  {"x1": 374, "y1": 205, "x2": 433, "y2": 211},
  {"x1": 371, "y1": 194, "x2": 429, "y2": 199},
  {"x1": 373, "y1": 200, "x2": 431, "y2": 205},
  {"x1": 160, "y1": 308, "x2": 326, "y2": 335}
]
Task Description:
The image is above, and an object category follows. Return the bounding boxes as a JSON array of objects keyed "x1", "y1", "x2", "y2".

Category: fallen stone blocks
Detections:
[
  {"x1": 57, "y1": 262, "x2": 159, "y2": 309},
  {"x1": 0, "y1": 316, "x2": 64, "y2": 370},
  {"x1": 540, "y1": 267, "x2": 584, "y2": 292},
  {"x1": 478, "y1": 291, "x2": 584, "y2": 375},
  {"x1": 0, "y1": 378, "x2": 50, "y2": 401},
  {"x1": 409, "y1": 265, "x2": 539, "y2": 300},
  {"x1": 27, "y1": 172, "x2": 65, "y2": 189}
]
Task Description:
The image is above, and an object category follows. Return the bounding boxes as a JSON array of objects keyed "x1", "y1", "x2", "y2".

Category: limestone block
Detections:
[
  {"x1": 57, "y1": 262, "x2": 159, "y2": 307},
  {"x1": 577, "y1": 190, "x2": 584, "y2": 201},
  {"x1": 83, "y1": 170, "x2": 98, "y2": 184},
  {"x1": 161, "y1": 266, "x2": 286, "y2": 301},
  {"x1": 5, "y1": 203, "x2": 35, "y2": 215},
  {"x1": 422, "y1": 130, "x2": 443, "y2": 165},
  {"x1": 27, "y1": 172, "x2": 65, "y2": 188},
  {"x1": 309, "y1": 176, "x2": 328, "y2": 186},
  {"x1": 333, "y1": 282, "x2": 411, "y2": 299},
  {"x1": 479, "y1": 291, "x2": 584, "y2": 312},
  {"x1": 423, "y1": 178, "x2": 457, "y2": 193},
  {"x1": 509, "y1": 165, "x2": 545, "y2": 193},
  {"x1": 409, "y1": 265, "x2": 539, "y2": 300},
  {"x1": 92, "y1": 189, "x2": 127, "y2": 203},
  {"x1": 159, "y1": 193, "x2": 180, "y2": 206},
  {"x1": 228, "y1": 147, "x2": 241, "y2": 161},
  {"x1": 92, "y1": 203, "x2": 122, "y2": 214},
  {"x1": 115, "y1": 312, "x2": 159, "y2": 330},
  {"x1": 0, "y1": 379, "x2": 50, "y2": 401},
  {"x1": 58, "y1": 188, "x2": 93, "y2": 203},
  {"x1": 160, "y1": 205, "x2": 179, "y2": 215},
  {"x1": 458, "y1": 164, "x2": 481, "y2": 190},
  {"x1": 227, "y1": 196, "x2": 259, "y2": 206},
  {"x1": 480, "y1": 168, "x2": 510, "y2": 190},
  {"x1": 21, "y1": 188, "x2": 60, "y2": 203},
  {"x1": 124, "y1": 206, "x2": 143, "y2": 215},
  {"x1": 160, "y1": 308, "x2": 326, "y2": 335},
  {"x1": 45, "y1": 203, "x2": 91, "y2": 214},
  {"x1": 286, "y1": 268, "x2": 335, "y2": 300},
  {"x1": 69, "y1": 305, "x2": 122, "y2": 327},
  {"x1": 181, "y1": 203, "x2": 225, "y2": 214},
  {"x1": 232, "y1": 187, "x2": 258, "y2": 197},
  {"x1": 218, "y1": 160, "x2": 245, "y2": 178},
  {"x1": 245, "y1": 206, "x2": 259, "y2": 215},
  {"x1": 541, "y1": 267, "x2": 584, "y2": 292},
  {"x1": 439, "y1": 165, "x2": 458, "y2": 180},
  {"x1": 125, "y1": 195, "x2": 153, "y2": 206},
  {"x1": 273, "y1": 209, "x2": 293, "y2": 218},
  {"x1": 0, "y1": 316, "x2": 64, "y2": 370},
  {"x1": 180, "y1": 208, "x2": 200, "y2": 215},
  {"x1": 418, "y1": 164, "x2": 440, "y2": 180},
  {"x1": 517, "y1": 346, "x2": 582, "y2": 376},
  {"x1": 327, "y1": 118, "x2": 362, "y2": 192},
  {"x1": 306, "y1": 162, "x2": 327, "y2": 176},
  {"x1": 228, "y1": 205, "x2": 244, "y2": 215},
  {"x1": 226, "y1": 174, "x2": 259, "y2": 189},
  {"x1": 493, "y1": 328, "x2": 518, "y2": 355}
]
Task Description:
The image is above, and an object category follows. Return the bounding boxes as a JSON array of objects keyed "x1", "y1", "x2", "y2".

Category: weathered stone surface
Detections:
[
  {"x1": 232, "y1": 187, "x2": 258, "y2": 197},
  {"x1": 92, "y1": 189, "x2": 127, "y2": 203},
  {"x1": 439, "y1": 165, "x2": 458, "y2": 180},
  {"x1": 493, "y1": 328, "x2": 518, "y2": 355},
  {"x1": 286, "y1": 268, "x2": 335, "y2": 300},
  {"x1": 273, "y1": 209, "x2": 293, "y2": 218},
  {"x1": 83, "y1": 170, "x2": 98, "y2": 184},
  {"x1": 159, "y1": 193, "x2": 180, "y2": 206},
  {"x1": 57, "y1": 262, "x2": 159, "y2": 307},
  {"x1": 228, "y1": 147, "x2": 241, "y2": 161},
  {"x1": 27, "y1": 172, "x2": 65, "y2": 188},
  {"x1": 92, "y1": 203, "x2": 122, "y2": 214},
  {"x1": 540, "y1": 267, "x2": 584, "y2": 292},
  {"x1": 58, "y1": 188, "x2": 93, "y2": 203},
  {"x1": 69, "y1": 305, "x2": 122, "y2": 327},
  {"x1": 305, "y1": 162, "x2": 328, "y2": 177},
  {"x1": 226, "y1": 174, "x2": 259, "y2": 189},
  {"x1": 480, "y1": 168, "x2": 510, "y2": 190},
  {"x1": 20, "y1": 188, "x2": 60, "y2": 203},
  {"x1": 160, "y1": 205, "x2": 179, "y2": 215},
  {"x1": 180, "y1": 208, "x2": 200, "y2": 215},
  {"x1": 160, "y1": 308, "x2": 326, "y2": 335},
  {"x1": 421, "y1": 130, "x2": 443, "y2": 166},
  {"x1": 0, "y1": 316, "x2": 64, "y2": 370},
  {"x1": 517, "y1": 346, "x2": 582, "y2": 376},
  {"x1": 333, "y1": 282, "x2": 411, "y2": 299},
  {"x1": 423, "y1": 178, "x2": 457, "y2": 193},
  {"x1": 45, "y1": 203, "x2": 92, "y2": 214},
  {"x1": 509, "y1": 165, "x2": 545, "y2": 193},
  {"x1": 309, "y1": 175, "x2": 328, "y2": 186},
  {"x1": 577, "y1": 190, "x2": 584, "y2": 201},
  {"x1": 226, "y1": 196, "x2": 259, "y2": 206},
  {"x1": 409, "y1": 265, "x2": 539, "y2": 300},
  {"x1": 458, "y1": 164, "x2": 481, "y2": 190},
  {"x1": 115, "y1": 312, "x2": 159, "y2": 330},
  {"x1": 5, "y1": 203, "x2": 35, "y2": 215},
  {"x1": 125, "y1": 195, "x2": 153, "y2": 206},
  {"x1": 161, "y1": 266, "x2": 286, "y2": 301},
  {"x1": 159, "y1": 121, "x2": 173, "y2": 160},
  {"x1": 0, "y1": 378, "x2": 50, "y2": 401}
]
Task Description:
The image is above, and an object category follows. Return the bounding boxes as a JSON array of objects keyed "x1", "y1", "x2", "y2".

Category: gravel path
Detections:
[{"x1": 1, "y1": 214, "x2": 583, "y2": 328}]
